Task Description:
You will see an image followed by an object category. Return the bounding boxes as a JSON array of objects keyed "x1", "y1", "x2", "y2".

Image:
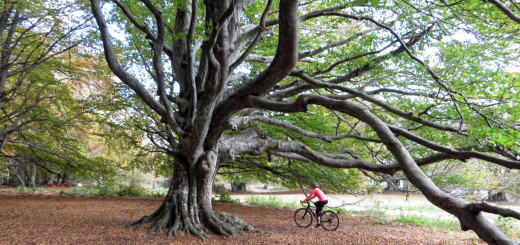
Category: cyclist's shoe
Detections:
[{"x1": 315, "y1": 223, "x2": 322, "y2": 228}]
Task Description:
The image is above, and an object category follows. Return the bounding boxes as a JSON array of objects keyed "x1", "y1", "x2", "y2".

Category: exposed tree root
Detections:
[
  {"x1": 207, "y1": 211, "x2": 255, "y2": 236},
  {"x1": 131, "y1": 205, "x2": 256, "y2": 241}
]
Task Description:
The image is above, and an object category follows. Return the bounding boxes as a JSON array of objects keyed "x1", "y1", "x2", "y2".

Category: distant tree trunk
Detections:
[
  {"x1": 231, "y1": 181, "x2": 246, "y2": 192},
  {"x1": 29, "y1": 164, "x2": 37, "y2": 187},
  {"x1": 0, "y1": 169, "x2": 7, "y2": 185},
  {"x1": 45, "y1": 174, "x2": 56, "y2": 185},
  {"x1": 63, "y1": 174, "x2": 74, "y2": 186},
  {"x1": 488, "y1": 192, "x2": 508, "y2": 202},
  {"x1": 384, "y1": 179, "x2": 404, "y2": 192},
  {"x1": 9, "y1": 166, "x2": 25, "y2": 187},
  {"x1": 56, "y1": 176, "x2": 63, "y2": 186}
]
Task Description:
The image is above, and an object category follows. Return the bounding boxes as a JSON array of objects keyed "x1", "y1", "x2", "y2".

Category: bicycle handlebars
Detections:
[{"x1": 300, "y1": 201, "x2": 312, "y2": 207}]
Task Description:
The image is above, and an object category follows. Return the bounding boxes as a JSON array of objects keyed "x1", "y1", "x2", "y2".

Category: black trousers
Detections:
[{"x1": 314, "y1": 200, "x2": 328, "y2": 217}]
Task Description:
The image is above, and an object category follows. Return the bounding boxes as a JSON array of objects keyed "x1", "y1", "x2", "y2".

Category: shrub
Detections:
[
  {"x1": 217, "y1": 190, "x2": 238, "y2": 203},
  {"x1": 89, "y1": 184, "x2": 116, "y2": 196},
  {"x1": 116, "y1": 184, "x2": 145, "y2": 197},
  {"x1": 67, "y1": 187, "x2": 84, "y2": 195},
  {"x1": 17, "y1": 186, "x2": 30, "y2": 193}
]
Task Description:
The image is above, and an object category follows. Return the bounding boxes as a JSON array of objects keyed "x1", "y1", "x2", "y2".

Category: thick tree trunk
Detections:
[{"x1": 132, "y1": 151, "x2": 254, "y2": 240}]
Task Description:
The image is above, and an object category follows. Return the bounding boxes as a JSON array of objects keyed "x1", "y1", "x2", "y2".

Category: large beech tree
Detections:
[{"x1": 90, "y1": 0, "x2": 520, "y2": 243}]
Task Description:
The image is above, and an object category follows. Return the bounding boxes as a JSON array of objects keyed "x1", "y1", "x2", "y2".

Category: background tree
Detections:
[
  {"x1": 90, "y1": 0, "x2": 520, "y2": 243},
  {"x1": 0, "y1": 0, "x2": 132, "y2": 186}
]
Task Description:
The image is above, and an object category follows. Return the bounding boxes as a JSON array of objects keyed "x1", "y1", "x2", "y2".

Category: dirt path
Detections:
[{"x1": 0, "y1": 194, "x2": 481, "y2": 244}]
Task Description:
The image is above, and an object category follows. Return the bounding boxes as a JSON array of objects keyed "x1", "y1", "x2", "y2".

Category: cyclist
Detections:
[{"x1": 301, "y1": 182, "x2": 328, "y2": 227}]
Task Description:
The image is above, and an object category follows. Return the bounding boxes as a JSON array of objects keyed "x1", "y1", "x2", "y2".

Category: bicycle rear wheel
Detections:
[
  {"x1": 321, "y1": 211, "x2": 339, "y2": 231},
  {"x1": 294, "y1": 208, "x2": 313, "y2": 227}
]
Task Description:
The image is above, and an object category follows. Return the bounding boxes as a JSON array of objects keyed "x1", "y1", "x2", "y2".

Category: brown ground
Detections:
[{"x1": 0, "y1": 192, "x2": 482, "y2": 245}]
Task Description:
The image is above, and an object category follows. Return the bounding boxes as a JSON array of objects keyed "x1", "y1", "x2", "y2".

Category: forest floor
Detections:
[{"x1": 0, "y1": 192, "x2": 484, "y2": 245}]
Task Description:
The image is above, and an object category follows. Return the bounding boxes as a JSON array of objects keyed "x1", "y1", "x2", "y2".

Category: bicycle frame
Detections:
[{"x1": 301, "y1": 201, "x2": 319, "y2": 219}]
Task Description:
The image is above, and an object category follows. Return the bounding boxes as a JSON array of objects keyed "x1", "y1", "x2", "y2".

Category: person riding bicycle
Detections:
[{"x1": 301, "y1": 182, "x2": 328, "y2": 228}]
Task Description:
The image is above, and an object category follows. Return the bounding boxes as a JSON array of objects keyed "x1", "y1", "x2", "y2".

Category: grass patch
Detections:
[
  {"x1": 1, "y1": 188, "x2": 15, "y2": 193},
  {"x1": 349, "y1": 200, "x2": 388, "y2": 219},
  {"x1": 68, "y1": 186, "x2": 86, "y2": 195},
  {"x1": 398, "y1": 205, "x2": 443, "y2": 213},
  {"x1": 494, "y1": 216, "x2": 520, "y2": 239},
  {"x1": 247, "y1": 195, "x2": 299, "y2": 209},
  {"x1": 32, "y1": 187, "x2": 46, "y2": 193},
  {"x1": 394, "y1": 214, "x2": 459, "y2": 228},
  {"x1": 350, "y1": 209, "x2": 388, "y2": 219},
  {"x1": 329, "y1": 207, "x2": 348, "y2": 214},
  {"x1": 17, "y1": 186, "x2": 31, "y2": 193}
]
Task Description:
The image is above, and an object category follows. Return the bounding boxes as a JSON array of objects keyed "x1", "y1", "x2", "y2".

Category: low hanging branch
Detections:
[{"x1": 468, "y1": 202, "x2": 520, "y2": 220}]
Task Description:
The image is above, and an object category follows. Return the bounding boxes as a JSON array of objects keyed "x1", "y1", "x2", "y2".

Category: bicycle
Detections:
[{"x1": 294, "y1": 201, "x2": 340, "y2": 231}]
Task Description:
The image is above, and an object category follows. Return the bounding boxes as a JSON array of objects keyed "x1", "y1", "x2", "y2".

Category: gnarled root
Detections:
[
  {"x1": 204, "y1": 210, "x2": 255, "y2": 236},
  {"x1": 131, "y1": 203, "x2": 256, "y2": 241}
]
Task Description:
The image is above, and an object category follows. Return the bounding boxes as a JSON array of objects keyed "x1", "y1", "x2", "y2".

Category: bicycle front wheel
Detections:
[
  {"x1": 321, "y1": 211, "x2": 340, "y2": 231},
  {"x1": 294, "y1": 208, "x2": 313, "y2": 227}
]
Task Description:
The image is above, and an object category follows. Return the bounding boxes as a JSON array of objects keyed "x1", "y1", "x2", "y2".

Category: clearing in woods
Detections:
[{"x1": 0, "y1": 192, "x2": 482, "y2": 244}]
